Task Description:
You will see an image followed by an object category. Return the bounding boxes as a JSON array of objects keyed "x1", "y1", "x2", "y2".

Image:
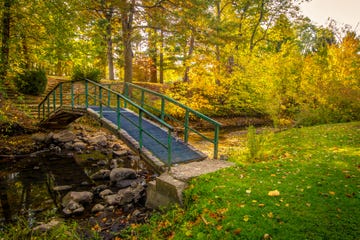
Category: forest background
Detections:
[{"x1": 0, "y1": 0, "x2": 359, "y2": 127}]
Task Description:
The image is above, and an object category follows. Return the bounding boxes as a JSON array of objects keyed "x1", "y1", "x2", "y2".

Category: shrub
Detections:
[
  {"x1": 71, "y1": 65, "x2": 101, "y2": 83},
  {"x1": 14, "y1": 69, "x2": 47, "y2": 96},
  {"x1": 246, "y1": 126, "x2": 273, "y2": 161}
]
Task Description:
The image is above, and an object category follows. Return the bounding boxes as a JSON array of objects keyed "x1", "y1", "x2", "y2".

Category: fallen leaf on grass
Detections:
[
  {"x1": 268, "y1": 190, "x2": 280, "y2": 196},
  {"x1": 243, "y1": 215, "x2": 250, "y2": 222},
  {"x1": 233, "y1": 228, "x2": 242, "y2": 235},
  {"x1": 329, "y1": 191, "x2": 336, "y2": 195}
]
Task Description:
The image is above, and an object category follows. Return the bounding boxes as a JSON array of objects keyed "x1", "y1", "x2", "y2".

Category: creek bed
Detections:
[{"x1": 0, "y1": 150, "x2": 154, "y2": 239}]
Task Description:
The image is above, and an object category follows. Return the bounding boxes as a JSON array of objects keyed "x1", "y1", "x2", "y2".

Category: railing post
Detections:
[
  {"x1": 117, "y1": 95, "x2": 121, "y2": 129},
  {"x1": 99, "y1": 86, "x2": 103, "y2": 118},
  {"x1": 124, "y1": 83, "x2": 128, "y2": 108},
  {"x1": 71, "y1": 83, "x2": 74, "y2": 108},
  {"x1": 94, "y1": 85, "x2": 97, "y2": 105},
  {"x1": 53, "y1": 90, "x2": 56, "y2": 112},
  {"x1": 47, "y1": 97, "x2": 50, "y2": 115},
  {"x1": 85, "y1": 81, "x2": 88, "y2": 108},
  {"x1": 139, "y1": 110, "x2": 143, "y2": 150},
  {"x1": 161, "y1": 97, "x2": 165, "y2": 120},
  {"x1": 184, "y1": 109, "x2": 189, "y2": 143},
  {"x1": 214, "y1": 124, "x2": 220, "y2": 159},
  {"x1": 108, "y1": 85, "x2": 111, "y2": 107},
  {"x1": 167, "y1": 129, "x2": 172, "y2": 169},
  {"x1": 59, "y1": 83, "x2": 63, "y2": 107},
  {"x1": 141, "y1": 90, "x2": 145, "y2": 107}
]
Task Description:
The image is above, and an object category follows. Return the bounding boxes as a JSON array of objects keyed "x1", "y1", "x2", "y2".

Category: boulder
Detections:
[
  {"x1": 114, "y1": 179, "x2": 138, "y2": 189},
  {"x1": 62, "y1": 191, "x2": 93, "y2": 207},
  {"x1": 104, "y1": 184, "x2": 144, "y2": 206},
  {"x1": 117, "y1": 184, "x2": 144, "y2": 204},
  {"x1": 91, "y1": 204, "x2": 105, "y2": 213},
  {"x1": 63, "y1": 200, "x2": 84, "y2": 215},
  {"x1": 110, "y1": 168, "x2": 137, "y2": 186},
  {"x1": 99, "y1": 189, "x2": 113, "y2": 199},
  {"x1": 52, "y1": 130, "x2": 76, "y2": 143}
]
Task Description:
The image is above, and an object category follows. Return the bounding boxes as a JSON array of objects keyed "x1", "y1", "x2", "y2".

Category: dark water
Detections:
[{"x1": 0, "y1": 151, "x2": 137, "y2": 226}]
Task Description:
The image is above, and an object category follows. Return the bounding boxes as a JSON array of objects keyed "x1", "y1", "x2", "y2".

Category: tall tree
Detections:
[{"x1": 0, "y1": 0, "x2": 11, "y2": 82}]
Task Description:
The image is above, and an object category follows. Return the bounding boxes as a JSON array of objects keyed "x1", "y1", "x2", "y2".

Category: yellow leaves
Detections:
[
  {"x1": 268, "y1": 190, "x2": 280, "y2": 197},
  {"x1": 91, "y1": 224, "x2": 101, "y2": 232},
  {"x1": 329, "y1": 191, "x2": 336, "y2": 196},
  {"x1": 243, "y1": 215, "x2": 250, "y2": 222}
]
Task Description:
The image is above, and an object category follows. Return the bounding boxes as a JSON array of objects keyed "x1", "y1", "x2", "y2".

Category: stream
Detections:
[{"x1": 0, "y1": 149, "x2": 153, "y2": 238}]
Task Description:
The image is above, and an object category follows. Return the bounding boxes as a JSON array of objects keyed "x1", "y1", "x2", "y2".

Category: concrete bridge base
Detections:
[{"x1": 145, "y1": 159, "x2": 235, "y2": 209}]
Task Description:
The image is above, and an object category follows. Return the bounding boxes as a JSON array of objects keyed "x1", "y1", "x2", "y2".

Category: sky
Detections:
[{"x1": 299, "y1": 0, "x2": 360, "y2": 34}]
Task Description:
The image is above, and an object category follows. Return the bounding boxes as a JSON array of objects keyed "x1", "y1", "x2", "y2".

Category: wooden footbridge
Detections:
[{"x1": 38, "y1": 79, "x2": 221, "y2": 172}]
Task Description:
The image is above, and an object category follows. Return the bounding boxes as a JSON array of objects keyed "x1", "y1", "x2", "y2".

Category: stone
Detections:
[
  {"x1": 117, "y1": 184, "x2": 144, "y2": 204},
  {"x1": 114, "y1": 179, "x2": 138, "y2": 189},
  {"x1": 113, "y1": 150, "x2": 128, "y2": 158},
  {"x1": 91, "y1": 204, "x2": 105, "y2": 213},
  {"x1": 73, "y1": 141, "x2": 87, "y2": 150},
  {"x1": 33, "y1": 219, "x2": 61, "y2": 233},
  {"x1": 53, "y1": 185, "x2": 72, "y2": 191},
  {"x1": 110, "y1": 168, "x2": 137, "y2": 185},
  {"x1": 110, "y1": 158, "x2": 124, "y2": 169},
  {"x1": 63, "y1": 200, "x2": 84, "y2": 215},
  {"x1": 92, "y1": 185, "x2": 108, "y2": 195},
  {"x1": 104, "y1": 184, "x2": 144, "y2": 206},
  {"x1": 97, "y1": 160, "x2": 108, "y2": 166},
  {"x1": 52, "y1": 130, "x2": 76, "y2": 143},
  {"x1": 88, "y1": 135, "x2": 107, "y2": 147},
  {"x1": 104, "y1": 194, "x2": 122, "y2": 206},
  {"x1": 62, "y1": 191, "x2": 93, "y2": 207},
  {"x1": 112, "y1": 143, "x2": 122, "y2": 151},
  {"x1": 63, "y1": 142, "x2": 73, "y2": 150},
  {"x1": 90, "y1": 169, "x2": 111, "y2": 180},
  {"x1": 32, "y1": 133, "x2": 50, "y2": 143},
  {"x1": 99, "y1": 189, "x2": 113, "y2": 199}
]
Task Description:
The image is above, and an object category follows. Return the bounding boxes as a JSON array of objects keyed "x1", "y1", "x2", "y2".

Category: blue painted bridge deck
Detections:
[{"x1": 88, "y1": 106, "x2": 206, "y2": 165}]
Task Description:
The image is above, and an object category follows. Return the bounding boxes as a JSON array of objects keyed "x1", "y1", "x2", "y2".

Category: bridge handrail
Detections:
[
  {"x1": 38, "y1": 79, "x2": 174, "y2": 167},
  {"x1": 124, "y1": 82, "x2": 221, "y2": 159}
]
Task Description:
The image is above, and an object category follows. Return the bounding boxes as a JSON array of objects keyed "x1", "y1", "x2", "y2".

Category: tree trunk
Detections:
[
  {"x1": 159, "y1": 29, "x2": 164, "y2": 84},
  {"x1": 106, "y1": 9, "x2": 115, "y2": 80},
  {"x1": 249, "y1": 0, "x2": 265, "y2": 51},
  {"x1": 183, "y1": 33, "x2": 195, "y2": 83},
  {"x1": 0, "y1": 0, "x2": 11, "y2": 83},
  {"x1": 21, "y1": 33, "x2": 31, "y2": 69},
  {"x1": 121, "y1": 0, "x2": 135, "y2": 84}
]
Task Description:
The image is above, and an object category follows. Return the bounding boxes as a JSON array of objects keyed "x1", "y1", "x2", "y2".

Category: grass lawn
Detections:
[{"x1": 121, "y1": 122, "x2": 360, "y2": 239}]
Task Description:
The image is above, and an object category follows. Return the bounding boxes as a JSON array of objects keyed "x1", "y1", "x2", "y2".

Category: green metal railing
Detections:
[
  {"x1": 123, "y1": 82, "x2": 221, "y2": 159},
  {"x1": 38, "y1": 79, "x2": 174, "y2": 166}
]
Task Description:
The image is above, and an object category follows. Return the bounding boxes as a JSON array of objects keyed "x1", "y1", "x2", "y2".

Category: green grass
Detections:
[{"x1": 120, "y1": 122, "x2": 360, "y2": 239}]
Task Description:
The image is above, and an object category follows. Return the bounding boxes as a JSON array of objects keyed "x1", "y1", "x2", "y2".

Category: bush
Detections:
[
  {"x1": 14, "y1": 69, "x2": 47, "y2": 96},
  {"x1": 71, "y1": 65, "x2": 101, "y2": 82}
]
